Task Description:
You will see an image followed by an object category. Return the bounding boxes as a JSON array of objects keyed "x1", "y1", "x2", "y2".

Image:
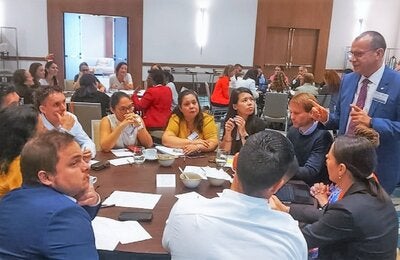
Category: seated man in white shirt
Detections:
[
  {"x1": 34, "y1": 85, "x2": 96, "y2": 160},
  {"x1": 162, "y1": 130, "x2": 308, "y2": 260}
]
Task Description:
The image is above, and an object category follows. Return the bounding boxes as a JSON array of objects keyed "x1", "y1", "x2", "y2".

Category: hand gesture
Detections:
[
  {"x1": 76, "y1": 186, "x2": 100, "y2": 207},
  {"x1": 234, "y1": 116, "x2": 247, "y2": 137},
  {"x1": 310, "y1": 100, "x2": 328, "y2": 123},
  {"x1": 224, "y1": 118, "x2": 235, "y2": 135},
  {"x1": 350, "y1": 105, "x2": 371, "y2": 128},
  {"x1": 269, "y1": 195, "x2": 290, "y2": 213},
  {"x1": 58, "y1": 113, "x2": 75, "y2": 131}
]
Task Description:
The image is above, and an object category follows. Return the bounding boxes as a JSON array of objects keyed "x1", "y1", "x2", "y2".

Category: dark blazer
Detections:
[
  {"x1": 300, "y1": 182, "x2": 398, "y2": 260},
  {"x1": 324, "y1": 67, "x2": 400, "y2": 193},
  {"x1": 0, "y1": 185, "x2": 100, "y2": 259}
]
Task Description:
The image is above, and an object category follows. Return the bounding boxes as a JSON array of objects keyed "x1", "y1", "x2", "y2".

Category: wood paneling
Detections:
[
  {"x1": 254, "y1": 0, "x2": 333, "y2": 82},
  {"x1": 47, "y1": 0, "x2": 143, "y2": 87}
]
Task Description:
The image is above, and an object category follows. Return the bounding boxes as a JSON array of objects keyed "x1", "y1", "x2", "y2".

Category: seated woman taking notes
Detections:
[
  {"x1": 162, "y1": 90, "x2": 218, "y2": 154},
  {"x1": 100, "y1": 92, "x2": 153, "y2": 152}
]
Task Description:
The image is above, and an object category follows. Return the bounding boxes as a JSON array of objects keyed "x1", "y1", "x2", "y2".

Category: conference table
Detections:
[{"x1": 93, "y1": 152, "x2": 230, "y2": 260}]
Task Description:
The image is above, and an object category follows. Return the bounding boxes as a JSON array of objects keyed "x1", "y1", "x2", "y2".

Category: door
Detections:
[{"x1": 264, "y1": 26, "x2": 318, "y2": 80}]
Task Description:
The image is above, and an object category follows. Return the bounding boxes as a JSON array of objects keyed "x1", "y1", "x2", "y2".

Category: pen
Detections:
[{"x1": 100, "y1": 204, "x2": 116, "y2": 209}]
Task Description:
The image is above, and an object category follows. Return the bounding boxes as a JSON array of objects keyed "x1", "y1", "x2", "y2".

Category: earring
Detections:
[{"x1": 338, "y1": 175, "x2": 342, "y2": 179}]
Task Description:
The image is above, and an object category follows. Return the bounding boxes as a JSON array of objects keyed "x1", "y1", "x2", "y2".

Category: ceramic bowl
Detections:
[
  {"x1": 180, "y1": 172, "x2": 202, "y2": 188},
  {"x1": 157, "y1": 154, "x2": 175, "y2": 167},
  {"x1": 207, "y1": 176, "x2": 226, "y2": 186}
]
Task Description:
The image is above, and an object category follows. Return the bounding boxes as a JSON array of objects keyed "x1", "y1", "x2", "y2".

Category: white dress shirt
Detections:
[{"x1": 162, "y1": 189, "x2": 307, "y2": 260}]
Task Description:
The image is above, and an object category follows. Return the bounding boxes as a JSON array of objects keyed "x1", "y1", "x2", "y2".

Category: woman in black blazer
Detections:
[{"x1": 271, "y1": 134, "x2": 398, "y2": 259}]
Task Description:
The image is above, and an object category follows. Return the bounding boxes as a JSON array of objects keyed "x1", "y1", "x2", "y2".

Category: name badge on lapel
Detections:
[
  {"x1": 372, "y1": 91, "x2": 388, "y2": 104},
  {"x1": 187, "y1": 131, "x2": 199, "y2": 141}
]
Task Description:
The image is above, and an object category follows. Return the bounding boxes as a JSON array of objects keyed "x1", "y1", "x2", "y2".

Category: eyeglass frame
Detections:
[{"x1": 347, "y1": 48, "x2": 380, "y2": 60}]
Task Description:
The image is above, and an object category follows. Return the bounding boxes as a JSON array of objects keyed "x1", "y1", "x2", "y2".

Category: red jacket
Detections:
[
  {"x1": 211, "y1": 76, "x2": 229, "y2": 105},
  {"x1": 132, "y1": 85, "x2": 172, "y2": 129}
]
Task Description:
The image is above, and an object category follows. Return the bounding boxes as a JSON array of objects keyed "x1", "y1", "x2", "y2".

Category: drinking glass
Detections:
[
  {"x1": 134, "y1": 146, "x2": 145, "y2": 164},
  {"x1": 215, "y1": 149, "x2": 227, "y2": 168}
]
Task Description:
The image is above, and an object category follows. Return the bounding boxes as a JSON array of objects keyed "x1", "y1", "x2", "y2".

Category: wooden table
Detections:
[{"x1": 93, "y1": 152, "x2": 230, "y2": 259}]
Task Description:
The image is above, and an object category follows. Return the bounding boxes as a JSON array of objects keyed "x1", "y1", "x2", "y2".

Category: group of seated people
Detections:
[{"x1": 0, "y1": 50, "x2": 398, "y2": 258}]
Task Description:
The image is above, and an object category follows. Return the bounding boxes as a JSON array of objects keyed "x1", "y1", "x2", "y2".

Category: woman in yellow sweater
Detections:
[
  {"x1": 162, "y1": 90, "x2": 218, "y2": 154},
  {"x1": 0, "y1": 105, "x2": 44, "y2": 197}
]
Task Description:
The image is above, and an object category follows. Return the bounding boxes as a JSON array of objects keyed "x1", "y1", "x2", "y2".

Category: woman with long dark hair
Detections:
[
  {"x1": 39, "y1": 61, "x2": 59, "y2": 86},
  {"x1": 13, "y1": 69, "x2": 34, "y2": 104},
  {"x1": 220, "y1": 87, "x2": 266, "y2": 154},
  {"x1": 0, "y1": 105, "x2": 44, "y2": 197},
  {"x1": 162, "y1": 90, "x2": 218, "y2": 154},
  {"x1": 71, "y1": 74, "x2": 110, "y2": 117},
  {"x1": 28, "y1": 62, "x2": 45, "y2": 89}
]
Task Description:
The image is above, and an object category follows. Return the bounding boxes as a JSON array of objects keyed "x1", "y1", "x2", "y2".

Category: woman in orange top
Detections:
[{"x1": 210, "y1": 64, "x2": 235, "y2": 107}]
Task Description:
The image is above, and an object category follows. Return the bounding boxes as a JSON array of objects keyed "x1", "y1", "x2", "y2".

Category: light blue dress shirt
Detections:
[{"x1": 40, "y1": 112, "x2": 96, "y2": 158}]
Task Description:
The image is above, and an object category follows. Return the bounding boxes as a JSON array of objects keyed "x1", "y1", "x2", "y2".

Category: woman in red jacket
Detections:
[
  {"x1": 210, "y1": 64, "x2": 235, "y2": 107},
  {"x1": 131, "y1": 69, "x2": 172, "y2": 130}
]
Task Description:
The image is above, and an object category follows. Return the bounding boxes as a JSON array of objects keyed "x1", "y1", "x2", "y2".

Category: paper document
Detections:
[
  {"x1": 155, "y1": 145, "x2": 184, "y2": 156},
  {"x1": 92, "y1": 217, "x2": 152, "y2": 250},
  {"x1": 109, "y1": 157, "x2": 134, "y2": 166},
  {"x1": 102, "y1": 190, "x2": 162, "y2": 209},
  {"x1": 89, "y1": 160, "x2": 99, "y2": 166},
  {"x1": 156, "y1": 174, "x2": 176, "y2": 187},
  {"x1": 175, "y1": 191, "x2": 206, "y2": 200},
  {"x1": 111, "y1": 149, "x2": 134, "y2": 157},
  {"x1": 183, "y1": 166, "x2": 232, "y2": 181}
]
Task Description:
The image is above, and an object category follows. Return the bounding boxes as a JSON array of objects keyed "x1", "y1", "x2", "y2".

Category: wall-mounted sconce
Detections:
[{"x1": 196, "y1": 7, "x2": 208, "y2": 55}]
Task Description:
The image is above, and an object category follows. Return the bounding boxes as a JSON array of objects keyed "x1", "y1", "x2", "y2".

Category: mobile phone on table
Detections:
[{"x1": 118, "y1": 211, "x2": 153, "y2": 222}]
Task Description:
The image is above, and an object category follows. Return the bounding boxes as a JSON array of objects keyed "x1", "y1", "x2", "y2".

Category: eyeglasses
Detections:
[
  {"x1": 118, "y1": 104, "x2": 134, "y2": 113},
  {"x1": 347, "y1": 49, "x2": 377, "y2": 60}
]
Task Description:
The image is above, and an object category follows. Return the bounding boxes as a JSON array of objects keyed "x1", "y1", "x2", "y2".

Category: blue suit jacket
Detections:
[
  {"x1": 0, "y1": 185, "x2": 99, "y2": 259},
  {"x1": 325, "y1": 67, "x2": 400, "y2": 193}
]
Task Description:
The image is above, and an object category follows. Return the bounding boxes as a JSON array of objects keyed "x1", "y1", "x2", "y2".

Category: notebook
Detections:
[{"x1": 275, "y1": 182, "x2": 315, "y2": 205}]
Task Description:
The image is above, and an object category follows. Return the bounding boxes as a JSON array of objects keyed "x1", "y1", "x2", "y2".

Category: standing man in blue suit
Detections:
[
  {"x1": 0, "y1": 131, "x2": 100, "y2": 259},
  {"x1": 311, "y1": 31, "x2": 400, "y2": 194}
]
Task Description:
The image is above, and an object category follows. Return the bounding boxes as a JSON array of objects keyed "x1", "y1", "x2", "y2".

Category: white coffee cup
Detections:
[{"x1": 89, "y1": 176, "x2": 97, "y2": 187}]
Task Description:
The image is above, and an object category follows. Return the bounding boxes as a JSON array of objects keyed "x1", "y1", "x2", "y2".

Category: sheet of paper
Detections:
[
  {"x1": 202, "y1": 166, "x2": 232, "y2": 181},
  {"x1": 118, "y1": 221, "x2": 152, "y2": 244},
  {"x1": 92, "y1": 217, "x2": 121, "y2": 251},
  {"x1": 155, "y1": 145, "x2": 184, "y2": 157},
  {"x1": 175, "y1": 191, "x2": 206, "y2": 200},
  {"x1": 109, "y1": 157, "x2": 134, "y2": 166},
  {"x1": 92, "y1": 217, "x2": 152, "y2": 250},
  {"x1": 102, "y1": 190, "x2": 162, "y2": 209},
  {"x1": 156, "y1": 174, "x2": 176, "y2": 187},
  {"x1": 111, "y1": 149, "x2": 134, "y2": 157},
  {"x1": 89, "y1": 159, "x2": 99, "y2": 166}
]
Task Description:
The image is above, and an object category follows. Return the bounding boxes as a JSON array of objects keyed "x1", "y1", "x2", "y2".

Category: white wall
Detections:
[
  {"x1": 326, "y1": 0, "x2": 400, "y2": 69},
  {"x1": 143, "y1": 0, "x2": 257, "y2": 66},
  {"x1": 0, "y1": 0, "x2": 48, "y2": 71}
]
